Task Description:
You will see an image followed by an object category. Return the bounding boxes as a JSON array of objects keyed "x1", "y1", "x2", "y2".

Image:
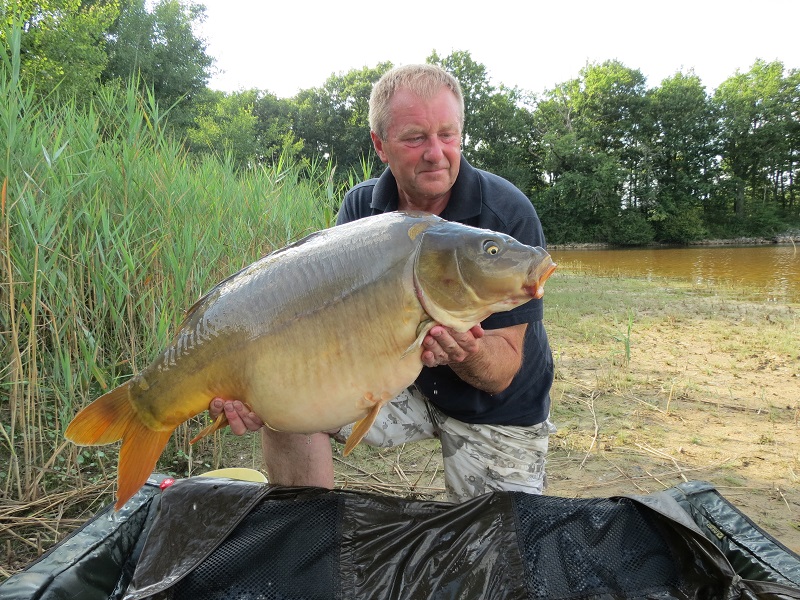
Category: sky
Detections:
[{"x1": 196, "y1": 0, "x2": 800, "y2": 99}]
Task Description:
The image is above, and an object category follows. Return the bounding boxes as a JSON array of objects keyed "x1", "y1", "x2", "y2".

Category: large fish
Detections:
[{"x1": 65, "y1": 211, "x2": 557, "y2": 509}]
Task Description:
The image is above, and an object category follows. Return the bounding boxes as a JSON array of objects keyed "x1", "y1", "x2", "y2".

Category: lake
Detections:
[{"x1": 549, "y1": 244, "x2": 800, "y2": 303}]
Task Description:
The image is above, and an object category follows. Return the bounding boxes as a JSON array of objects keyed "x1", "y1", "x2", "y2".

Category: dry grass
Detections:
[{"x1": 1, "y1": 482, "x2": 112, "y2": 577}]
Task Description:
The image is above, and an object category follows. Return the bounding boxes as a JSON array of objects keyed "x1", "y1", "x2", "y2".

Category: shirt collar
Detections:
[{"x1": 370, "y1": 155, "x2": 482, "y2": 220}]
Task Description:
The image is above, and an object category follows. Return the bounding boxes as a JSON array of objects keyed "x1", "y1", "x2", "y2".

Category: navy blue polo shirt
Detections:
[{"x1": 337, "y1": 157, "x2": 553, "y2": 426}]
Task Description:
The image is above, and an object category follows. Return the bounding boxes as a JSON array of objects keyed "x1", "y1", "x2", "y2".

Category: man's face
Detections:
[{"x1": 371, "y1": 86, "x2": 462, "y2": 207}]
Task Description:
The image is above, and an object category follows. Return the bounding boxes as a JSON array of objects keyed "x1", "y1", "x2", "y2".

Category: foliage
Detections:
[
  {"x1": 428, "y1": 50, "x2": 543, "y2": 192},
  {"x1": 186, "y1": 88, "x2": 304, "y2": 171},
  {"x1": 102, "y1": 0, "x2": 213, "y2": 130},
  {"x1": 3, "y1": 8, "x2": 799, "y2": 248},
  {"x1": 712, "y1": 60, "x2": 800, "y2": 225},
  {"x1": 293, "y1": 63, "x2": 392, "y2": 180},
  {"x1": 533, "y1": 62, "x2": 646, "y2": 242},
  {"x1": 533, "y1": 107, "x2": 625, "y2": 244},
  {"x1": 534, "y1": 59, "x2": 799, "y2": 244},
  {"x1": 186, "y1": 88, "x2": 259, "y2": 169},
  {"x1": 650, "y1": 204, "x2": 707, "y2": 243},
  {"x1": 252, "y1": 90, "x2": 304, "y2": 165},
  {"x1": 605, "y1": 209, "x2": 655, "y2": 246},
  {"x1": 1, "y1": 0, "x2": 120, "y2": 101}
]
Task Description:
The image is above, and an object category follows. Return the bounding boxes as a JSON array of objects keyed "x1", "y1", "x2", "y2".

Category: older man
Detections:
[{"x1": 211, "y1": 64, "x2": 555, "y2": 502}]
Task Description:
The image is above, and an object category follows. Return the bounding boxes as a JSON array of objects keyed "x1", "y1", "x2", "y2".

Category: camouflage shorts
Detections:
[{"x1": 334, "y1": 387, "x2": 556, "y2": 503}]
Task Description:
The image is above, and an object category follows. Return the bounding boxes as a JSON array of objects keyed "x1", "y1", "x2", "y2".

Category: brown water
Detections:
[{"x1": 549, "y1": 244, "x2": 800, "y2": 303}]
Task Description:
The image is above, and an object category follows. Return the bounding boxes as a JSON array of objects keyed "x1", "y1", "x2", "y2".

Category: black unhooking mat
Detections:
[{"x1": 2, "y1": 478, "x2": 800, "y2": 600}]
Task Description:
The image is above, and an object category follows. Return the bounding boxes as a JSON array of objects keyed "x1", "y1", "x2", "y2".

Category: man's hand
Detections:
[
  {"x1": 421, "y1": 324, "x2": 484, "y2": 367},
  {"x1": 421, "y1": 323, "x2": 528, "y2": 395},
  {"x1": 209, "y1": 398, "x2": 264, "y2": 435}
]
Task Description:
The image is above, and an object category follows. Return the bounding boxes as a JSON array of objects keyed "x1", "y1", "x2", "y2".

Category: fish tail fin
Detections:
[
  {"x1": 343, "y1": 403, "x2": 382, "y2": 456},
  {"x1": 65, "y1": 384, "x2": 173, "y2": 510},
  {"x1": 116, "y1": 421, "x2": 172, "y2": 510},
  {"x1": 65, "y1": 385, "x2": 133, "y2": 445}
]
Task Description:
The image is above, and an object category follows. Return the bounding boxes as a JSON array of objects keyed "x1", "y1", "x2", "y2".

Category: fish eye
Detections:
[{"x1": 483, "y1": 240, "x2": 500, "y2": 255}]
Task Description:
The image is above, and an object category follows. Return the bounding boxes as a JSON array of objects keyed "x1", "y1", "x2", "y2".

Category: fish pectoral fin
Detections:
[
  {"x1": 190, "y1": 412, "x2": 229, "y2": 445},
  {"x1": 400, "y1": 318, "x2": 435, "y2": 359},
  {"x1": 342, "y1": 404, "x2": 382, "y2": 456}
]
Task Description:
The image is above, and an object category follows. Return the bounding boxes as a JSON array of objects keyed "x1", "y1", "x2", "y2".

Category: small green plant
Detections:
[{"x1": 613, "y1": 309, "x2": 634, "y2": 366}]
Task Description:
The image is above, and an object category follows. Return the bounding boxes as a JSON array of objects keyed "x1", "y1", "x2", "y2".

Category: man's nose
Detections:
[{"x1": 423, "y1": 137, "x2": 445, "y2": 162}]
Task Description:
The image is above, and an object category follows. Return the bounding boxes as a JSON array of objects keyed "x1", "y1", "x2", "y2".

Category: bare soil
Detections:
[{"x1": 547, "y1": 328, "x2": 800, "y2": 554}]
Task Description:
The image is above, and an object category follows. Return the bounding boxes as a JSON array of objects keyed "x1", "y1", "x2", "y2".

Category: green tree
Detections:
[
  {"x1": 646, "y1": 72, "x2": 717, "y2": 242},
  {"x1": 2, "y1": 0, "x2": 119, "y2": 101},
  {"x1": 294, "y1": 63, "x2": 392, "y2": 179},
  {"x1": 103, "y1": 0, "x2": 213, "y2": 130},
  {"x1": 533, "y1": 62, "x2": 650, "y2": 243},
  {"x1": 712, "y1": 60, "x2": 794, "y2": 232},
  {"x1": 534, "y1": 131, "x2": 624, "y2": 243},
  {"x1": 577, "y1": 61, "x2": 650, "y2": 211},
  {"x1": 186, "y1": 88, "x2": 259, "y2": 170},
  {"x1": 252, "y1": 91, "x2": 303, "y2": 166},
  {"x1": 471, "y1": 87, "x2": 542, "y2": 193},
  {"x1": 186, "y1": 88, "x2": 303, "y2": 170},
  {"x1": 780, "y1": 68, "x2": 800, "y2": 217}
]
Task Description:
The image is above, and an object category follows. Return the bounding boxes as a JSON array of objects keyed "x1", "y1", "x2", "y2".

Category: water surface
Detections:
[{"x1": 549, "y1": 245, "x2": 799, "y2": 303}]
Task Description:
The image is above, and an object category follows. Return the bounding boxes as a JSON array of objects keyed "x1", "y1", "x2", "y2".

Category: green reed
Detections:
[{"x1": 0, "y1": 33, "x2": 339, "y2": 504}]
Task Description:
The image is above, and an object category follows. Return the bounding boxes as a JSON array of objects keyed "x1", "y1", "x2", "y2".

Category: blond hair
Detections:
[{"x1": 369, "y1": 64, "x2": 464, "y2": 140}]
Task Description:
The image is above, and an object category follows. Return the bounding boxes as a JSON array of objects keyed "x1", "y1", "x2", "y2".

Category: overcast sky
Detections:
[{"x1": 196, "y1": 0, "x2": 800, "y2": 98}]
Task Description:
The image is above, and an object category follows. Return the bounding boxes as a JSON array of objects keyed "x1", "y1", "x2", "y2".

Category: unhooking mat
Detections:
[{"x1": 2, "y1": 477, "x2": 799, "y2": 599}]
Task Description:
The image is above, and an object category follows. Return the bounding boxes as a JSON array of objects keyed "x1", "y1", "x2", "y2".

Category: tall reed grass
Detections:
[{"x1": 0, "y1": 30, "x2": 339, "y2": 505}]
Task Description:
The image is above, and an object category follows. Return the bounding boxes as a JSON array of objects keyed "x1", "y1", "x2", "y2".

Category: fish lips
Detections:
[{"x1": 523, "y1": 257, "x2": 557, "y2": 299}]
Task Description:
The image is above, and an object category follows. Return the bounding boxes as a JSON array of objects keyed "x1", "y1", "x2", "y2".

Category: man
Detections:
[{"x1": 210, "y1": 64, "x2": 555, "y2": 502}]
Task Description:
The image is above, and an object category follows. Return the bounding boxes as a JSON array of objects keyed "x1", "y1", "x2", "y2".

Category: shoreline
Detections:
[{"x1": 549, "y1": 232, "x2": 800, "y2": 250}]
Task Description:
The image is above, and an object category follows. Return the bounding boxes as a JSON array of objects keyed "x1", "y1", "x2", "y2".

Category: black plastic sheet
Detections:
[
  {"x1": 669, "y1": 481, "x2": 800, "y2": 588},
  {"x1": 3, "y1": 478, "x2": 800, "y2": 600}
]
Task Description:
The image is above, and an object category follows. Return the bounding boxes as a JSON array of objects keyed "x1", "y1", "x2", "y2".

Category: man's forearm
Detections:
[{"x1": 449, "y1": 327, "x2": 525, "y2": 394}]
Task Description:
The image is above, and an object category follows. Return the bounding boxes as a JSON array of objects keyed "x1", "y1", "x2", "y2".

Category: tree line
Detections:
[{"x1": 4, "y1": 0, "x2": 799, "y2": 244}]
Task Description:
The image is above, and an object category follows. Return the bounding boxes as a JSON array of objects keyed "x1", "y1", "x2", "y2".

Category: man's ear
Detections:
[{"x1": 371, "y1": 131, "x2": 389, "y2": 163}]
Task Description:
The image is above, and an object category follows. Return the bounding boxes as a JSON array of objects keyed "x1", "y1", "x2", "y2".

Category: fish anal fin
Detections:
[
  {"x1": 343, "y1": 403, "x2": 382, "y2": 456},
  {"x1": 190, "y1": 412, "x2": 229, "y2": 444}
]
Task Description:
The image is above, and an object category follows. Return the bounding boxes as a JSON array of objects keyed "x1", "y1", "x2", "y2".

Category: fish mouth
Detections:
[{"x1": 523, "y1": 260, "x2": 557, "y2": 299}]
